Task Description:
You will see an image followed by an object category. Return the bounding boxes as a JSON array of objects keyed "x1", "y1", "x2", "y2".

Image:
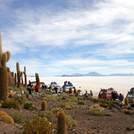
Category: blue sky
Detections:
[{"x1": 1, "y1": 0, "x2": 134, "y2": 76}]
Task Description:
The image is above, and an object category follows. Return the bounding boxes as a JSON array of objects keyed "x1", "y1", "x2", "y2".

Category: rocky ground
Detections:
[{"x1": 0, "y1": 91, "x2": 134, "y2": 134}]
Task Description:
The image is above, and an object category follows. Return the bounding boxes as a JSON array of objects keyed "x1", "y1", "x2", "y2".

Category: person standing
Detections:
[
  {"x1": 35, "y1": 84, "x2": 39, "y2": 92},
  {"x1": 90, "y1": 90, "x2": 93, "y2": 97},
  {"x1": 27, "y1": 82, "x2": 33, "y2": 95},
  {"x1": 119, "y1": 93, "x2": 124, "y2": 106}
]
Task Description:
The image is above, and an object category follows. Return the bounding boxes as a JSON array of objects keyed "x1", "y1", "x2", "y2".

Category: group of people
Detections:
[
  {"x1": 27, "y1": 82, "x2": 39, "y2": 95},
  {"x1": 111, "y1": 91, "x2": 124, "y2": 105}
]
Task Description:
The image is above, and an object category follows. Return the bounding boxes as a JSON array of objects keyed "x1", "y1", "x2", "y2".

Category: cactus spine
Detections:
[
  {"x1": 16, "y1": 62, "x2": 20, "y2": 88},
  {"x1": 35, "y1": 73, "x2": 40, "y2": 87},
  {"x1": 41, "y1": 100, "x2": 47, "y2": 111},
  {"x1": 57, "y1": 111, "x2": 66, "y2": 134},
  {"x1": 124, "y1": 97, "x2": 129, "y2": 106},
  {"x1": 0, "y1": 32, "x2": 11, "y2": 101},
  {"x1": 24, "y1": 66, "x2": 27, "y2": 86}
]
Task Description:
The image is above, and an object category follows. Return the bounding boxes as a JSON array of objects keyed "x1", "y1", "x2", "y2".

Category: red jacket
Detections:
[{"x1": 35, "y1": 85, "x2": 39, "y2": 91}]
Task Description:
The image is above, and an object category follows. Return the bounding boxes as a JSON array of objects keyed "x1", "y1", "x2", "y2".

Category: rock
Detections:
[
  {"x1": 125, "y1": 111, "x2": 131, "y2": 115},
  {"x1": 128, "y1": 130, "x2": 134, "y2": 134}
]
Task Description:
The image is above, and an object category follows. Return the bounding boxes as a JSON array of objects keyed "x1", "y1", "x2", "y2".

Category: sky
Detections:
[{"x1": 1, "y1": 0, "x2": 134, "y2": 76}]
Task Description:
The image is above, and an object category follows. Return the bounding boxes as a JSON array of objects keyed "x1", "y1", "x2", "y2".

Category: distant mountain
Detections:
[
  {"x1": 84, "y1": 72, "x2": 104, "y2": 76},
  {"x1": 109, "y1": 73, "x2": 134, "y2": 76},
  {"x1": 58, "y1": 72, "x2": 134, "y2": 77}
]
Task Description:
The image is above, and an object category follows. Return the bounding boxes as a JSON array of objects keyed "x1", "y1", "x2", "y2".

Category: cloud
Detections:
[{"x1": 1, "y1": 0, "x2": 134, "y2": 76}]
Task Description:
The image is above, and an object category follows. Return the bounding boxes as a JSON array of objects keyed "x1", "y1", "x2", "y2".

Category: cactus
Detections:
[
  {"x1": 16, "y1": 62, "x2": 20, "y2": 88},
  {"x1": 35, "y1": 73, "x2": 40, "y2": 87},
  {"x1": 124, "y1": 97, "x2": 129, "y2": 106},
  {"x1": 11, "y1": 72, "x2": 14, "y2": 77},
  {"x1": 41, "y1": 100, "x2": 47, "y2": 111},
  {"x1": 24, "y1": 66, "x2": 27, "y2": 86},
  {"x1": 20, "y1": 71, "x2": 23, "y2": 84},
  {"x1": 0, "y1": 32, "x2": 11, "y2": 101},
  {"x1": 57, "y1": 111, "x2": 66, "y2": 134},
  {"x1": 14, "y1": 73, "x2": 17, "y2": 86}
]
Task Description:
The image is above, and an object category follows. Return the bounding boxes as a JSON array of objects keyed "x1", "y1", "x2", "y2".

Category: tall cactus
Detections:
[
  {"x1": 0, "y1": 32, "x2": 11, "y2": 101},
  {"x1": 16, "y1": 62, "x2": 20, "y2": 88},
  {"x1": 20, "y1": 71, "x2": 23, "y2": 84},
  {"x1": 14, "y1": 73, "x2": 17, "y2": 86},
  {"x1": 35, "y1": 73, "x2": 40, "y2": 87},
  {"x1": 24, "y1": 66, "x2": 27, "y2": 86},
  {"x1": 57, "y1": 111, "x2": 66, "y2": 134}
]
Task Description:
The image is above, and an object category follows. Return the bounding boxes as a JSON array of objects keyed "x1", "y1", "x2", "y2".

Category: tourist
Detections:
[
  {"x1": 69, "y1": 88, "x2": 72, "y2": 93},
  {"x1": 35, "y1": 84, "x2": 39, "y2": 92},
  {"x1": 119, "y1": 93, "x2": 124, "y2": 105},
  {"x1": 111, "y1": 91, "x2": 115, "y2": 100},
  {"x1": 90, "y1": 90, "x2": 93, "y2": 97},
  {"x1": 73, "y1": 87, "x2": 76, "y2": 94},
  {"x1": 27, "y1": 82, "x2": 33, "y2": 95},
  {"x1": 86, "y1": 90, "x2": 88, "y2": 97}
]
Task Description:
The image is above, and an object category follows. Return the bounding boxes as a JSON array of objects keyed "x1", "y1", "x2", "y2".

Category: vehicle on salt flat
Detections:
[
  {"x1": 126, "y1": 87, "x2": 134, "y2": 106},
  {"x1": 62, "y1": 81, "x2": 73, "y2": 93},
  {"x1": 31, "y1": 81, "x2": 47, "y2": 89},
  {"x1": 98, "y1": 87, "x2": 122, "y2": 100}
]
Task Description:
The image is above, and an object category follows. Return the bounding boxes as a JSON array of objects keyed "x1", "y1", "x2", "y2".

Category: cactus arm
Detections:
[
  {"x1": 1, "y1": 53, "x2": 7, "y2": 66},
  {"x1": 6, "y1": 51, "x2": 11, "y2": 62}
]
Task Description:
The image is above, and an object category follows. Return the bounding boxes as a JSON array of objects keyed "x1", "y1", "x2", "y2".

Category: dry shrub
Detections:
[
  {"x1": 38, "y1": 111, "x2": 55, "y2": 122},
  {"x1": 123, "y1": 108, "x2": 128, "y2": 112},
  {"x1": 88, "y1": 104, "x2": 105, "y2": 116},
  {"x1": 65, "y1": 105, "x2": 72, "y2": 110},
  {"x1": 0, "y1": 110, "x2": 14, "y2": 124},
  {"x1": 1, "y1": 115, "x2": 14, "y2": 124},
  {"x1": 24, "y1": 103, "x2": 33, "y2": 111},
  {"x1": 9, "y1": 110, "x2": 24, "y2": 123},
  {"x1": 9, "y1": 92, "x2": 13, "y2": 98},
  {"x1": 13, "y1": 95, "x2": 27, "y2": 104},
  {"x1": 78, "y1": 100, "x2": 85, "y2": 105},
  {"x1": 90, "y1": 104, "x2": 100, "y2": 109},
  {"x1": 2, "y1": 99, "x2": 20, "y2": 109},
  {"x1": 124, "y1": 98, "x2": 129, "y2": 106},
  {"x1": 0, "y1": 110, "x2": 8, "y2": 118},
  {"x1": 23, "y1": 117, "x2": 54, "y2": 134}
]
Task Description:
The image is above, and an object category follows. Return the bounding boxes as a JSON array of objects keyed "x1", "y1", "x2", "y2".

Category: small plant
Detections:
[
  {"x1": 123, "y1": 108, "x2": 128, "y2": 112},
  {"x1": 41, "y1": 100, "x2": 47, "y2": 111},
  {"x1": 43, "y1": 96, "x2": 57, "y2": 101},
  {"x1": 57, "y1": 111, "x2": 66, "y2": 134},
  {"x1": 67, "y1": 96, "x2": 78, "y2": 102},
  {"x1": 8, "y1": 87, "x2": 14, "y2": 90},
  {"x1": 2, "y1": 99, "x2": 20, "y2": 109},
  {"x1": 78, "y1": 100, "x2": 85, "y2": 105},
  {"x1": 38, "y1": 111, "x2": 55, "y2": 122},
  {"x1": 24, "y1": 103, "x2": 33, "y2": 111},
  {"x1": 13, "y1": 95, "x2": 27, "y2": 104},
  {"x1": 51, "y1": 107, "x2": 68, "y2": 116},
  {"x1": 66, "y1": 114, "x2": 77, "y2": 128},
  {"x1": 23, "y1": 117, "x2": 54, "y2": 134},
  {"x1": 9, "y1": 110, "x2": 24, "y2": 123},
  {"x1": 64, "y1": 105, "x2": 72, "y2": 110},
  {"x1": 124, "y1": 97, "x2": 129, "y2": 106},
  {"x1": 58, "y1": 102, "x2": 78, "y2": 109},
  {"x1": 46, "y1": 92, "x2": 52, "y2": 95},
  {"x1": 9, "y1": 92, "x2": 13, "y2": 98},
  {"x1": 88, "y1": 104, "x2": 105, "y2": 116}
]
